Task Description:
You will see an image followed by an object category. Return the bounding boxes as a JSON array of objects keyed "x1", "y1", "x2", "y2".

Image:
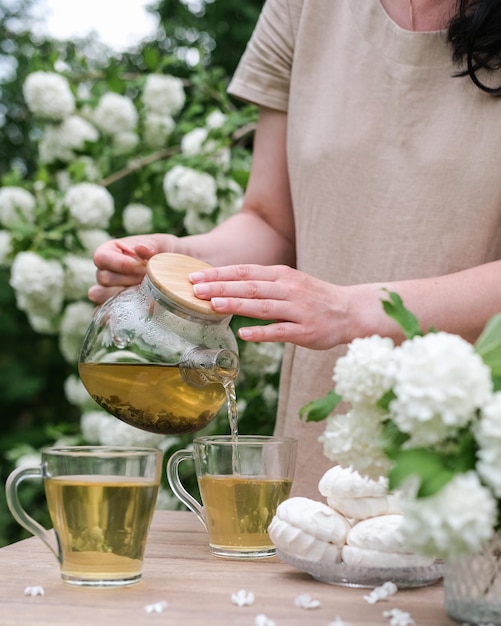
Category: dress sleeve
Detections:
[{"x1": 227, "y1": 0, "x2": 302, "y2": 111}]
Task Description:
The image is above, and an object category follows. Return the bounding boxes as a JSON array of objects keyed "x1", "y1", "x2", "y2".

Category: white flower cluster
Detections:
[
  {"x1": 322, "y1": 324, "x2": 501, "y2": 558},
  {"x1": 23, "y1": 71, "x2": 75, "y2": 121},
  {"x1": 142, "y1": 74, "x2": 185, "y2": 149}
]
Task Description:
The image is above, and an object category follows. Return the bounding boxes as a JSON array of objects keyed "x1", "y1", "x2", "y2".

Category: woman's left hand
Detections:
[{"x1": 190, "y1": 264, "x2": 350, "y2": 349}]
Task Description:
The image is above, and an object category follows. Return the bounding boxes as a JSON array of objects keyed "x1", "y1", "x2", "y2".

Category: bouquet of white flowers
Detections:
[{"x1": 301, "y1": 292, "x2": 501, "y2": 560}]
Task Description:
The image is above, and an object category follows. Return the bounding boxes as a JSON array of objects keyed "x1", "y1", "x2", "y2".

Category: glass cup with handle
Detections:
[
  {"x1": 167, "y1": 435, "x2": 297, "y2": 559},
  {"x1": 5, "y1": 446, "x2": 163, "y2": 587}
]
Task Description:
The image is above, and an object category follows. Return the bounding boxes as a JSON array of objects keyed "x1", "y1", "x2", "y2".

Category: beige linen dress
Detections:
[{"x1": 228, "y1": 0, "x2": 501, "y2": 498}]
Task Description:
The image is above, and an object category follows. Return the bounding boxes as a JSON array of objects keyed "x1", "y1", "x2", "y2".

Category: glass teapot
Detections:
[{"x1": 78, "y1": 253, "x2": 239, "y2": 435}]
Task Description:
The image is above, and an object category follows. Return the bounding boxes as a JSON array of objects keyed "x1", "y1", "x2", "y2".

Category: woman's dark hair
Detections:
[{"x1": 448, "y1": 0, "x2": 501, "y2": 95}]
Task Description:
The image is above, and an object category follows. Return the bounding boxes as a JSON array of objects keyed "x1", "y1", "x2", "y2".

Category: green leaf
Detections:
[
  {"x1": 475, "y1": 314, "x2": 501, "y2": 381},
  {"x1": 381, "y1": 291, "x2": 423, "y2": 339},
  {"x1": 300, "y1": 391, "x2": 342, "y2": 422},
  {"x1": 387, "y1": 447, "x2": 456, "y2": 497}
]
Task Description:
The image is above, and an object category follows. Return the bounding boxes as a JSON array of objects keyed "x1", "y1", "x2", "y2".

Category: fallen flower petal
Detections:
[
  {"x1": 327, "y1": 618, "x2": 353, "y2": 626},
  {"x1": 145, "y1": 600, "x2": 168, "y2": 614},
  {"x1": 255, "y1": 614, "x2": 276, "y2": 626},
  {"x1": 364, "y1": 581, "x2": 398, "y2": 604},
  {"x1": 383, "y1": 608, "x2": 415, "y2": 626},
  {"x1": 24, "y1": 586, "x2": 44, "y2": 597},
  {"x1": 294, "y1": 593, "x2": 321, "y2": 609},
  {"x1": 231, "y1": 589, "x2": 255, "y2": 606}
]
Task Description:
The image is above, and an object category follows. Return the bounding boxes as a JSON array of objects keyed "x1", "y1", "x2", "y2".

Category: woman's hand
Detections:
[
  {"x1": 88, "y1": 234, "x2": 178, "y2": 304},
  {"x1": 190, "y1": 264, "x2": 351, "y2": 350}
]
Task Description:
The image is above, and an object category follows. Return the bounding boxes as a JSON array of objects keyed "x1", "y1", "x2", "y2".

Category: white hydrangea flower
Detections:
[
  {"x1": 80, "y1": 410, "x2": 165, "y2": 447},
  {"x1": 0, "y1": 230, "x2": 12, "y2": 266},
  {"x1": 318, "y1": 405, "x2": 391, "y2": 480},
  {"x1": 400, "y1": 471, "x2": 497, "y2": 557},
  {"x1": 163, "y1": 165, "x2": 218, "y2": 214},
  {"x1": 181, "y1": 127, "x2": 208, "y2": 155},
  {"x1": 123, "y1": 203, "x2": 153, "y2": 234},
  {"x1": 206, "y1": 110, "x2": 226, "y2": 129},
  {"x1": 242, "y1": 341, "x2": 284, "y2": 376},
  {"x1": 26, "y1": 312, "x2": 60, "y2": 334},
  {"x1": 23, "y1": 71, "x2": 75, "y2": 121},
  {"x1": 143, "y1": 112, "x2": 175, "y2": 148},
  {"x1": 39, "y1": 115, "x2": 99, "y2": 163},
  {"x1": 64, "y1": 374, "x2": 97, "y2": 409},
  {"x1": 58, "y1": 301, "x2": 95, "y2": 363},
  {"x1": 10, "y1": 251, "x2": 65, "y2": 321},
  {"x1": 63, "y1": 254, "x2": 97, "y2": 300},
  {"x1": 112, "y1": 130, "x2": 139, "y2": 153},
  {"x1": 183, "y1": 207, "x2": 214, "y2": 235},
  {"x1": 476, "y1": 392, "x2": 501, "y2": 497},
  {"x1": 0, "y1": 186, "x2": 36, "y2": 227},
  {"x1": 390, "y1": 333, "x2": 493, "y2": 446},
  {"x1": 333, "y1": 335, "x2": 396, "y2": 405},
  {"x1": 262, "y1": 383, "x2": 278, "y2": 408},
  {"x1": 76, "y1": 229, "x2": 111, "y2": 256},
  {"x1": 142, "y1": 74, "x2": 185, "y2": 116},
  {"x1": 217, "y1": 180, "x2": 244, "y2": 222},
  {"x1": 180, "y1": 127, "x2": 231, "y2": 171},
  {"x1": 93, "y1": 93, "x2": 138, "y2": 135},
  {"x1": 64, "y1": 183, "x2": 114, "y2": 228}
]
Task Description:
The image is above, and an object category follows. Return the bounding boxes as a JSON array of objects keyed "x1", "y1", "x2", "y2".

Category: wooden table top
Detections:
[{"x1": 0, "y1": 511, "x2": 457, "y2": 626}]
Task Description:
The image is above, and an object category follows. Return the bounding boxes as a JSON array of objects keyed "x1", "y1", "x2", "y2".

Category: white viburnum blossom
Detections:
[
  {"x1": 143, "y1": 112, "x2": 175, "y2": 148},
  {"x1": 217, "y1": 180, "x2": 244, "y2": 222},
  {"x1": 181, "y1": 127, "x2": 231, "y2": 171},
  {"x1": 390, "y1": 333, "x2": 493, "y2": 446},
  {"x1": 181, "y1": 127, "x2": 208, "y2": 155},
  {"x1": 318, "y1": 405, "x2": 391, "y2": 480},
  {"x1": 0, "y1": 231, "x2": 12, "y2": 266},
  {"x1": 64, "y1": 183, "x2": 114, "y2": 228},
  {"x1": 182, "y1": 207, "x2": 214, "y2": 235},
  {"x1": 163, "y1": 165, "x2": 218, "y2": 214},
  {"x1": 241, "y1": 342, "x2": 284, "y2": 376},
  {"x1": 76, "y1": 229, "x2": 111, "y2": 256},
  {"x1": 475, "y1": 392, "x2": 501, "y2": 497},
  {"x1": 38, "y1": 115, "x2": 99, "y2": 163},
  {"x1": 0, "y1": 186, "x2": 36, "y2": 228},
  {"x1": 400, "y1": 471, "x2": 497, "y2": 558},
  {"x1": 112, "y1": 130, "x2": 139, "y2": 153},
  {"x1": 64, "y1": 374, "x2": 97, "y2": 410},
  {"x1": 92, "y1": 93, "x2": 138, "y2": 135},
  {"x1": 10, "y1": 251, "x2": 65, "y2": 321},
  {"x1": 206, "y1": 110, "x2": 227, "y2": 129},
  {"x1": 81, "y1": 410, "x2": 165, "y2": 447},
  {"x1": 23, "y1": 71, "x2": 75, "y2": 121},
  {"x1": 123, "y1": 203, "x2": 153, "y2": 234},
  {"x1": 63, "y1": 254, "x2": 98, "y2": 299},
  {"x1": 58, "y1": 301, "x2": 95, "y2": 363},
  {"x1": 333, "y1": 335, "x2": 396, "y2": 405},
  {"x1": 142, "y1": 74, "x2": 185, "y2": 116}
]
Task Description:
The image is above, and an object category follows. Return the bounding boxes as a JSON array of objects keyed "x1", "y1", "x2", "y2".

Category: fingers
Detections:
[{"x1": 88, "y1": 284, "x2": 128, "y2": 305}]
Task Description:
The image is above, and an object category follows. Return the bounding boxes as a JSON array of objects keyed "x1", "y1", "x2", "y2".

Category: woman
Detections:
[{"x1": 89, "y1": 0, "x2": 501, "y2": 497}]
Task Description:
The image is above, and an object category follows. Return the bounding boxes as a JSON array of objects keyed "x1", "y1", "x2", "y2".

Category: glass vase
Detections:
[{"x1": 444, "y1": 532, "x2": 501, "y2": 625}]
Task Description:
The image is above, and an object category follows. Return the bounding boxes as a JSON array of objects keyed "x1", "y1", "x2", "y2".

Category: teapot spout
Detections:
[{"x1": 179, "y1": 347, "x2": 239, "y2": 388}]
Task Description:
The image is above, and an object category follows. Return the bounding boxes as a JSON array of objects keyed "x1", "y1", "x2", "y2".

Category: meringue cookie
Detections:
[
  {"x1": 347, "y1": 515, "x2": 409, "y2": 553},
  {"x1": 318, "y1": 466, "x2": 400, "y2": 520},
  {"x1": 342, "y1": 545, "x2": 435, "y2": 568},
  {"x1": 342, "y1": 515, "x2": 435, "y2": 568},
  {"x1": 318, "y1": 466, "x2": 388, "y2": 499},
  {"x1": 268, "y1": 497, "x2": 350, "y2": 563}
]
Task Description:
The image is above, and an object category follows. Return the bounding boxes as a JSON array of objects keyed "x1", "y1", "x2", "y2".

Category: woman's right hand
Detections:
[{"x1": 88, "y1": 234, "x2": 179, "y2": 304}]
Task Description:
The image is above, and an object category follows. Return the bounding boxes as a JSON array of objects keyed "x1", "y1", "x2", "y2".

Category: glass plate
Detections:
[{"x1": 276, "y1": 550, "x2": 444, "y2": 588}]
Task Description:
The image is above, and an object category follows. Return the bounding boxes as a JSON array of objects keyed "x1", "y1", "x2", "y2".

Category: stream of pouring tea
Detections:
[{"x1": 223, "y1": 379, "x2": 240, "y2": 473}]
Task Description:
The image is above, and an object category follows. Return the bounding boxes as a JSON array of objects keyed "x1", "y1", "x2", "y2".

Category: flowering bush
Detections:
[
  {"x1": 301, "y1": 292, "x2": 501, "y2": 559},
  {"x1": 0, "y1": 65, "x2": 283, "y2": 525}
]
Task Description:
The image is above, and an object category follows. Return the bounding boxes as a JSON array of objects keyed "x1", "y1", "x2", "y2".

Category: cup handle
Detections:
[
  {"x1": 5, "y1": 465, "x2": 61, "y2": 562},
  {"x1": 166, "y1": 449, "x2": 207, "y2": 530}
]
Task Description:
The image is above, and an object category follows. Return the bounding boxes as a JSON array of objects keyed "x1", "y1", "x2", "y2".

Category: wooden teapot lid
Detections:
[{"x1": 146, "y1": 253, "x2": 228, "y2": 318}]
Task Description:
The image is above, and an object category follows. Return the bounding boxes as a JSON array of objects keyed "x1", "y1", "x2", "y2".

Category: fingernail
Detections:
[
  {"x1": 189, "y1": 271, "x2": 205, "y2": 282},
  {"x1": 193, "y1": 283, "x2": 209, "y2": 295},
  {"x1": 211, "y1": 298, "x2": 227, "y2": 309},
  {"x1": 238, "y1": 328, "x2": 252, "y2": 340}
]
